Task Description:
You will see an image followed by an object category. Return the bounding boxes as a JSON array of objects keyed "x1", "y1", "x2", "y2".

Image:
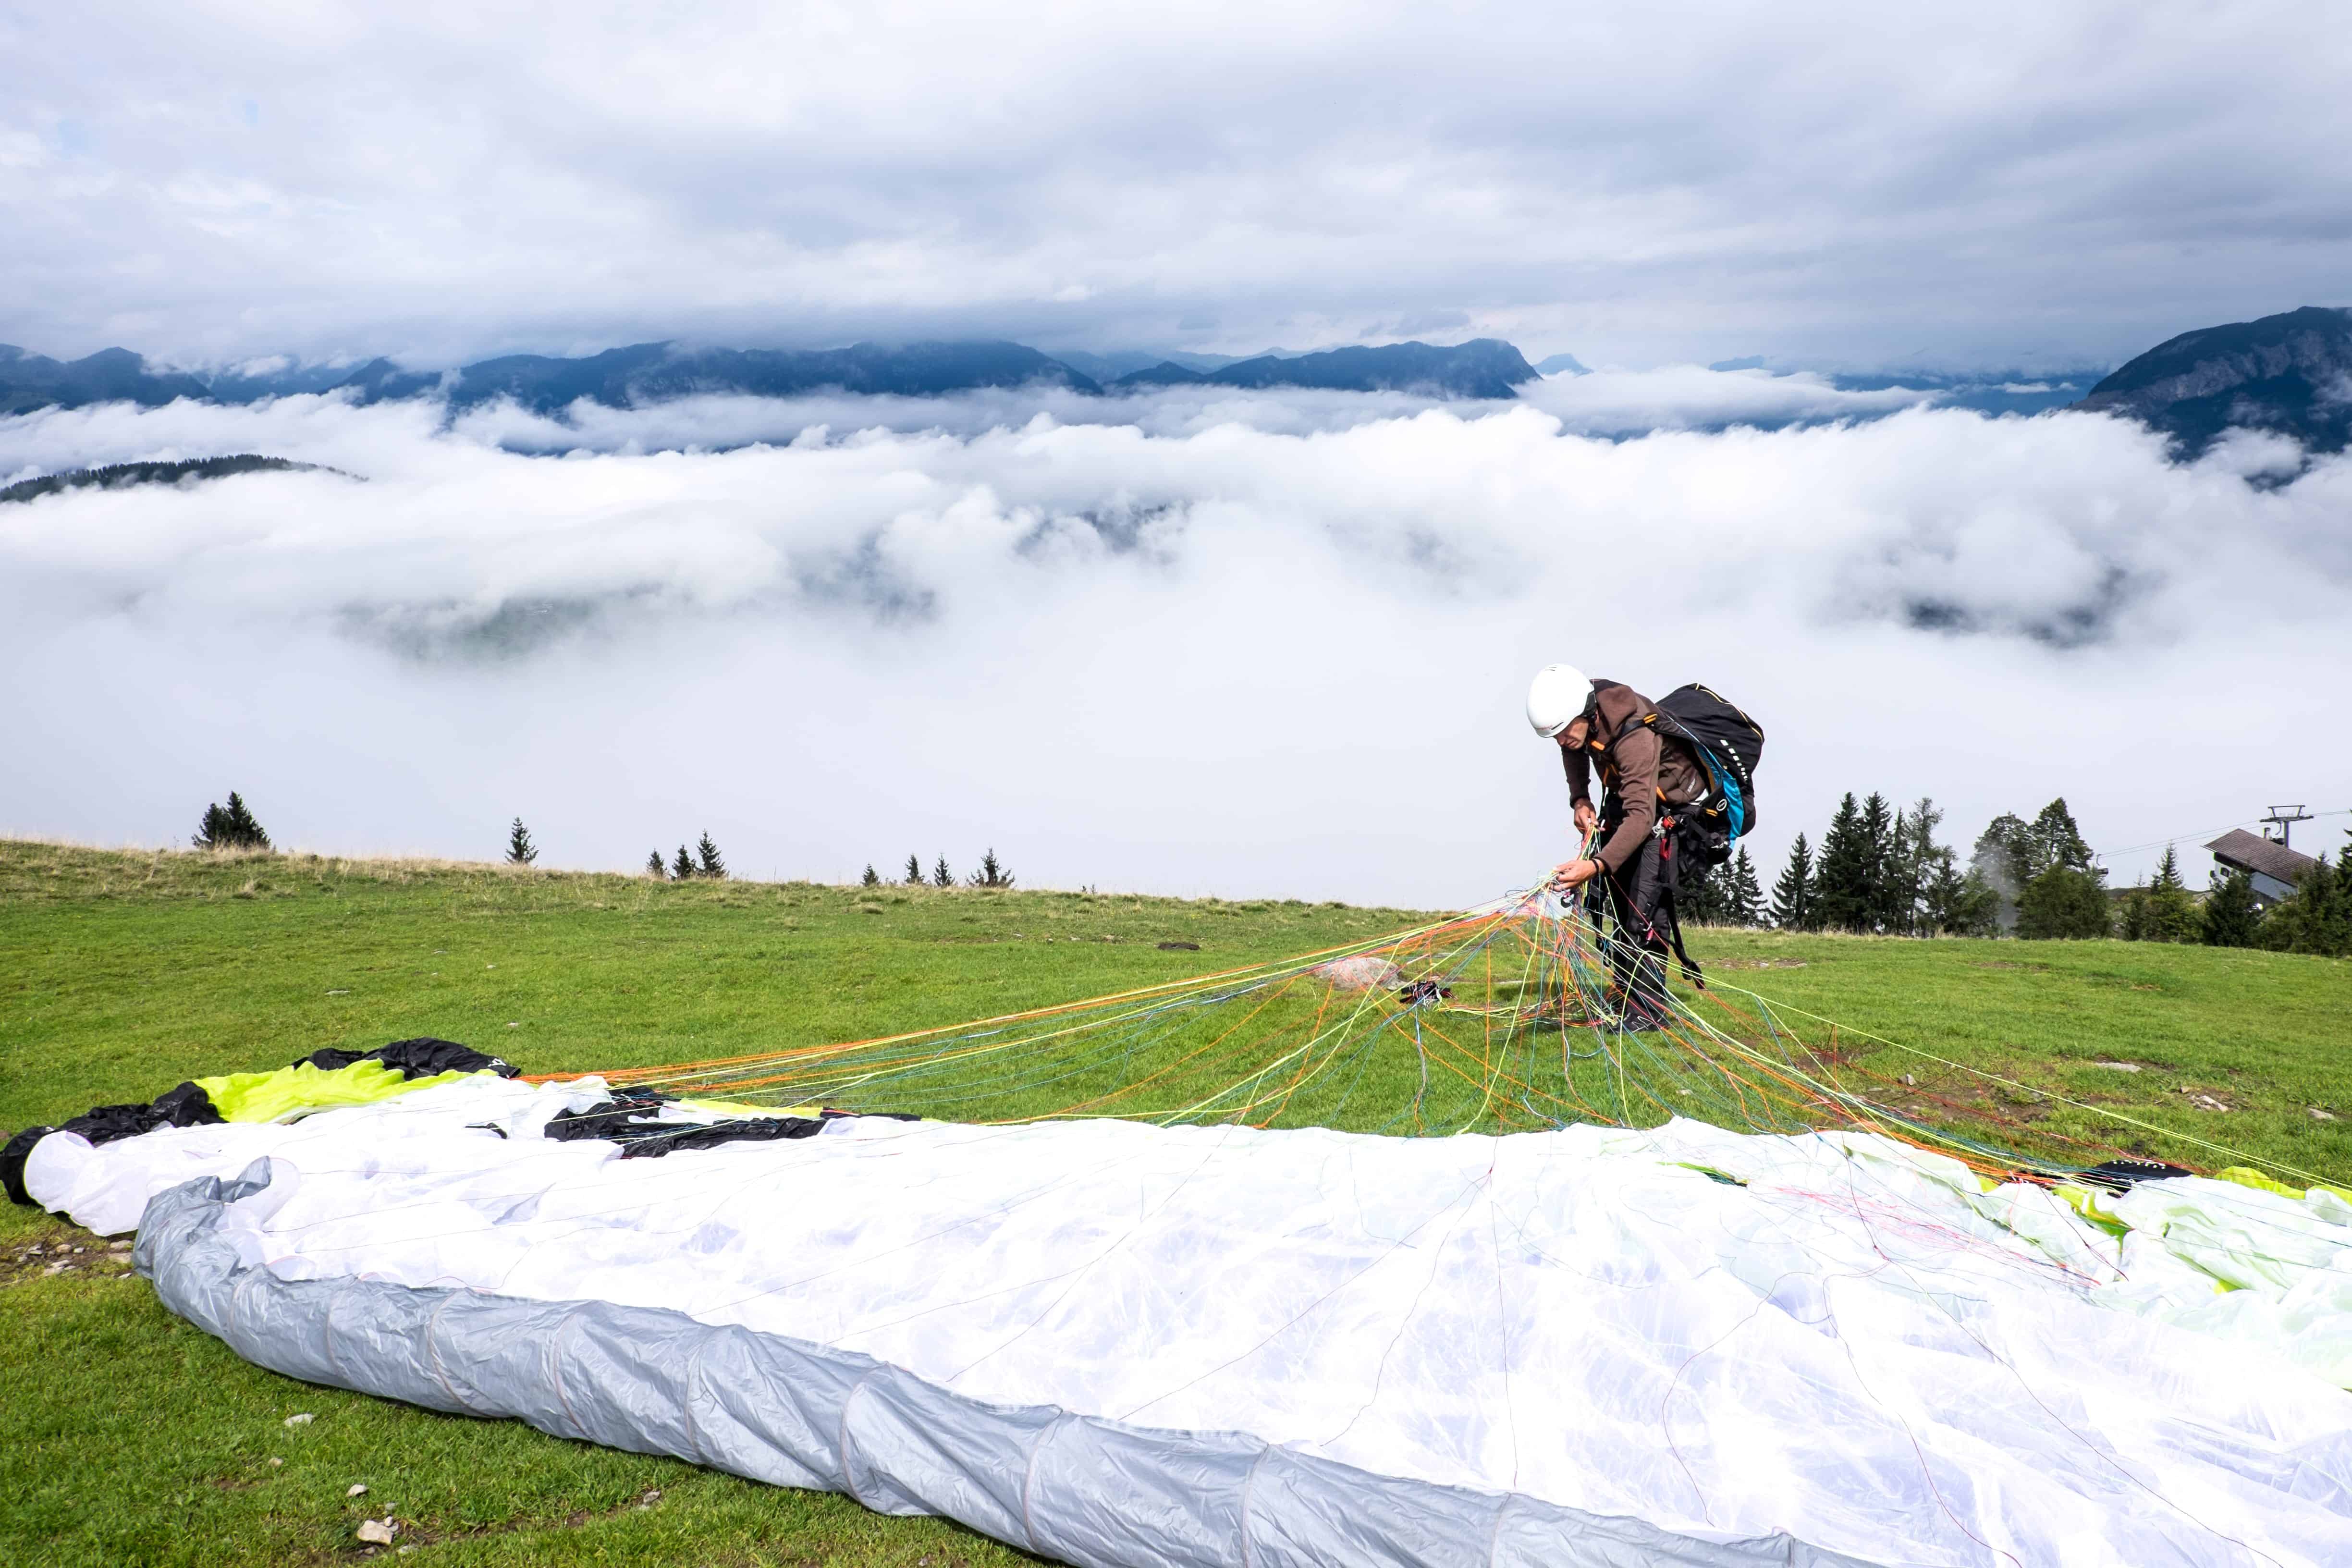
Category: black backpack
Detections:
[{"x1": 1637, "y1": 684, "x2": 1765, "y2": 869}]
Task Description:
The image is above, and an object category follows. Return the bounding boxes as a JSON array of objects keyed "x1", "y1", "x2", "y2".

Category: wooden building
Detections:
[{"x1": 2204, "y1": 829, "x2": 2318, "y2": 907}]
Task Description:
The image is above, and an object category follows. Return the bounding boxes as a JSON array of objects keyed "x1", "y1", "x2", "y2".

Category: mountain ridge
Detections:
[
  {"x1": 1113, "y1": 339, "x2": 1537, "y2": 399},
  {"x1": 0, "y1": 454, "x2": 339, "y2": 504},
  {"x1": 2073, "y1": 305, "x2": 2352, "y2": 456},
  {"x1": 0, "y1": 337, "x2": 1546, "y2": 414}
]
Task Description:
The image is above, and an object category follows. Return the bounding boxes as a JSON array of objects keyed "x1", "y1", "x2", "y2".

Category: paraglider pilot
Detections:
[{"x1": 1526, "y1": 664, "x2": 1711, "y2": 1030}]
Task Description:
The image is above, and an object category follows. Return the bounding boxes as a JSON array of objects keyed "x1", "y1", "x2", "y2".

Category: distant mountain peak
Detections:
[{"x1": 2076, "y1": 305, "x2": 2352, "y2": 457}]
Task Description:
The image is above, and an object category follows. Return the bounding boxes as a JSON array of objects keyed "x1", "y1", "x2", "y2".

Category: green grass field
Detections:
[{"x1": 3, "y1": 838, "x2": 2347, "y2": 1565}]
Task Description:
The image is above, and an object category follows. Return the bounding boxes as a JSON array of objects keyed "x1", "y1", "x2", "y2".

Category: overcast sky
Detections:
[{"x1": 6, "y1": 2, "x2": 2349, "y2": 369}]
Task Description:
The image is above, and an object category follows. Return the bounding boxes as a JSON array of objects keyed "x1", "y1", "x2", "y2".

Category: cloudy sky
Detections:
[
  {"x1": 4, "y1": 3, "x2": 2349, "y2": 908},
  {"x1": 5, "y1": 1, "x2": 2349, "y2": 369}
]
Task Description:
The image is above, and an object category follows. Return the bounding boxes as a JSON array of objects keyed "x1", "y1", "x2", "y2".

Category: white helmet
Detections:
[{"x1": 1525, "y1": 664, "x2": 1593, "y2": 737}]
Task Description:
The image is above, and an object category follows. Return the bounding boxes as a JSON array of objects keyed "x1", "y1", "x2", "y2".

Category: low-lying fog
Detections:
[{"x1": 3, "y1": 375, "x2": 2342, "y2": 906}]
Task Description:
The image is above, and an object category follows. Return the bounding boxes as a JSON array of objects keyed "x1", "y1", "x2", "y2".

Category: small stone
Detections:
[
  {"x1": 326, "y1": 988, "x2": 352, "y2": 995},
  {"x1": 2311, "y1": 1107, "x2": 2339, "y2": 1122},
  {"x1": 506, "y1": 1022, "x2": 519, "y2": 1029},
  {"x1": 269, "y1": 1457, "x2": 283, "y2": 1467},
  {"x1": 2095, "y1": 1062, "x2": 2143, "y2": 1073},
  {"x1": 349, "y1": 1483, "x2": 369, "y2": 1497},
  {"x1": 109, "y1": 1239, "x2": 132, "y2": 1251},
  {"x1": 1901, "y1": 1074, "x2": 1915, "y2": 1086},
  {"x1": 284, "y1": 1411, "x2": 315, "y2": 1427},
  {"x1": 641, "y1": 1489, "x2": 662, "y2": 1504},
  {"x1": 356, "y1": 1518, "x2": 397, "y2": 1545}
]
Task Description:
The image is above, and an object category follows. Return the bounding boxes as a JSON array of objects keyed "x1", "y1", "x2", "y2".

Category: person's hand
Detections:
[
  {"x1": 1572, "y1": 800, "x2": 1597, "y2": 835},
  {"x1": 1552, "y1": 857, "x2": 1599, "y2": 891}
]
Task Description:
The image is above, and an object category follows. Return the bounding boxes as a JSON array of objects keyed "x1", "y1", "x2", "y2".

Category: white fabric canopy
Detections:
[{"x1": 29, "y1": 1074, "x2": 2352, "y2": 1566}]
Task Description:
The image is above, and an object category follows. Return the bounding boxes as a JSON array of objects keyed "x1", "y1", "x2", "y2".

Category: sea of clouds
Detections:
[{"x1": 2, "y1": 378, "x2": 2344, "y2": 907}]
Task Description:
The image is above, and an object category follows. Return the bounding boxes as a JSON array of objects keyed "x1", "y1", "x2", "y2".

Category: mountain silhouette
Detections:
[
  {"x1": 430, "y1": 340, "x2": 1102, "y2": 411},
  {"x1": 2075, "y1": 305, "x2": 2352, "y2": 456},
  {"x1": 1113, "y1": 339, "x2": 1536, "y2": 398},
  {"x1": 0, "y1": 335, "x2": 1544, "y2": 413},
  {"x1": 0, "y1": 345, "x2": 211, "y2": 415}
]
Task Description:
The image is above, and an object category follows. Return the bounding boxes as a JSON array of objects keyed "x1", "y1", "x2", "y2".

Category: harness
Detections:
[{"x1": 1587, "y1": 772, "x2": 1709, "y2": 990}]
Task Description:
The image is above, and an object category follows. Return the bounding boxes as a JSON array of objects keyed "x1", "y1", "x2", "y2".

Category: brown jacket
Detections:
[{"x1": 1560, "y1": 681, "x2": 1709, "y2": 873}]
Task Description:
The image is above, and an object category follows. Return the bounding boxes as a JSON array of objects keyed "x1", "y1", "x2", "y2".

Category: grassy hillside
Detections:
[{"x1": 3, "y1": 838, "x2": 2347, "y2": 1566}]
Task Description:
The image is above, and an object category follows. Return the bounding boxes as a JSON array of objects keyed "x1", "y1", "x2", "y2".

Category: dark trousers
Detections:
[{"x1": 1588, "y1": 832, "x2": 1675, "y2": 1024}]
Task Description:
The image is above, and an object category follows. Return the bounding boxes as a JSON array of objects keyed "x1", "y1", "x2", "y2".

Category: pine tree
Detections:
[
  {"x1": 505, "y1": 817, "x2": 538, "y2": 865},
  {"x1": 2143, "y1": 845, "x2": 2198, "y2": 942},
  {"x1": 861, "y1": 864, "x2": 881, "y2": 887},
  {"x1": 2017, "y1": 866, "x2": 2110, "y2": 939},
  {"x1": 1923, "y1": 853, "x2": 1998, "y2": 936},
  {"x1": 967, "y1": 848, "x2": 1015, "y2": 889},
  {"x1": 2258, "y1": 849, "x2": 2352, "y2": 957},
  {"x1": 2027, "y1": 798, "x2": 2098, "y2": 880},
  {"x1": 2116, "y1": 882, "x2": 2154, "y2": 941},
  {"x1": 1814, "y1": 794, "x2": 1872, "y2": 932},
  {"x1": 647, "y1": 849, "x2": 667, "y2": 880},
  {"x1": 1725, "y1": 847, "x2": 1763, "y2": 926},
  {"x1": 1970, "y1": 812, "x2": 2034, "y2": 930},
  {"x1": 1856, "y1": 792, "x2": 1898, "y2": 932},
  {"x1": 193, "y1": 790, "x2": 271, "y2": 851},
  {"x1": 1679, "y1": 866, "x2": 1725, "y2": 924},
  {"x1": 1887, "y1": 798, "x2": 1946, "y2": 937},
  {"x1": 2200, "y1": 866, "x2": 2264, "y2": 948},
  {"x1": 672, "y1": 844, "x2": 696, "y2": 880},
  {"x1": 1949, "y1": 870, "x2": 2001, "y2": 935},
  {"x1": 932, "y1": 856, "x2": 953, "y2": 888},
  {"x1": 696, "y1": 832, "x2": 726, "y2": 879},
  {"x1": 224, "y1": 792, "x2": 268, "y2": 847},
  {"x1": 904, "y1": 855, "x2": 924, "y2": 886},
  {"x1": 1881, "y1": 805, "x2": 1917, "y2": 936},
  {"x1": 1769, "y1": 833, "x2": 1816, "y2": 931}
]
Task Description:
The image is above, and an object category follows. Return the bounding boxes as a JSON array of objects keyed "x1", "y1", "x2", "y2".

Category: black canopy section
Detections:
[
  {"x1": 293, "y1": 1037, "x2": 519, "y2": 1079},
  {"x1": 1, "y1": 1126, "x2": 54, "y2": 1205},
  {"x1": 545, "y1": 1089, "x2": 918, "y2": 1158},
  {"x1": 3, "y1": 1081, "x2": 223, "y2": 1205},
  {"x1": 2076, "y1": 1158, "x2": 2194, "y2": 1192},
  {"x1": 617, "y1": 1116, "x2": 831, "y2": 1158},
  {"x1": 7, "y1": 1037, "x2": 517, "y2": 1206},
  {"x1": 544, "y1": 1087, "x2": 676, "y2": 1142}
]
